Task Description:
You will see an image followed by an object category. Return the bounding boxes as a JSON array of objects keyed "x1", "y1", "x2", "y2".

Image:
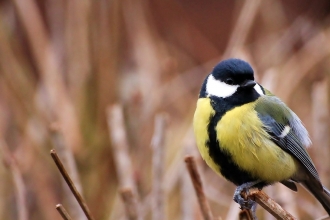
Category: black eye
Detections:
[{"x1": 226, "y1": 78, "x2": 234, "y2": 85}]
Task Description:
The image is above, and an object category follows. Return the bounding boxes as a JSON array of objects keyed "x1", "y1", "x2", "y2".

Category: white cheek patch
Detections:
[
  {"x1": 206, "y1": 75, "x2": 239, "y2": 98},
  {"x1": 254, "y1": 84, "x2": 264, "y2": 95}
]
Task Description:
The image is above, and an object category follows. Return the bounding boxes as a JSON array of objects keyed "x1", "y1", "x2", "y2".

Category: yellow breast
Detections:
[
  {"x1": 193, "y1": 98, "x2": 221, "y2": 174},
  {"x1": 217, "y1": 102, "x2": 297, "y2": 182},
  {"x1": 193, "y1": 97, "x2": 298, "y2": 182}
]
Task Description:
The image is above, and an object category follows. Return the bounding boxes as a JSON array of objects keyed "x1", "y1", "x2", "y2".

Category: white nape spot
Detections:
[
  {"x1": 206, "y1": 75, "x2": 239, "y2": 98},
  {"x1": 254, "y1": 84, "x2": 264, "y2": 95},
  {"x1": 279, "y1": 126, "x2": 291, "y2": 138}
]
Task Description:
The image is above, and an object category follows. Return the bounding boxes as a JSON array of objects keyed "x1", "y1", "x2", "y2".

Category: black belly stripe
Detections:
[
  {"x1": 206, "y1": 89, "x2": 268, "y2": 187},
  {"x1": 207, "y1": 112, "x2": 257, "y2": 186}
]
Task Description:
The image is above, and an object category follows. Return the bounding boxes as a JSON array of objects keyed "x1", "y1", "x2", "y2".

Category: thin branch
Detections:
[
  {"x1": 185, "y1": 155, "x2": 297, "y2": 220},
  {"x1": 120, "y1": 188, "x2": 140, "y2": 220},
  {"x1": 66, "y1": 0, "x2": 91, "y2": 96},
  {"x1": 0, "y1": 140, "x2": 28, "y2": 220},
  {"x1": 180, "y1": 165, "x2": 195, "y2": 220},
  {"x1": 50, "y1": 149, "x2": 95, "y2": 220},
  {"x1": 238, "y1": 209, "x2": 253, "y2": 220},
  {"x1": 243, "y1": 188, "x2": 297, "y2": 220},
  {"x1": 315, "y1": 215, "x2": 330, "y2": 220},
  {"x1": 106, "y1": 104, "x2": 142, "y2": 220},
  {"x1": 274, "y1": 184, "x2": 298, "y2": 217},
  {"x1": 181, "y1": 129, "x2": 198, "y2": 220},
  {"x1": 49, "y1": 123, "x2": 85, "y2": 219},
  {"x1": 225, "y1": 201, "x2": 240, "y2": 220},
  {"x1": 223, "y1": 0, "x2": 261, "y2": 57},
  {"x1": 12, "y1": 0, "x2": 83, "y2": 153},
  {"x1": 276, "y1": 28, "x2": 330, "y2": 102},
  {"x1": 184, "y1": 155, "x2": 214, "y2": 220},
  {"x1": 56, "y1": 204, "x2": 73, "y2": 220},
  {"x1": 151, "y1": 114, "x2": 167, "y2": 220},
  {"x1": 107, "y1": 104, "x2": 136, "y2": 189}
]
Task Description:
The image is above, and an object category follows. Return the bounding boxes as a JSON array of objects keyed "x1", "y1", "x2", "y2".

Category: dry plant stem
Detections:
[
  {"x1": 275, "y1": 184, "x2": 298, "y2": 217},
  {"x1": 66, "y1": 0, "x2": 91, "y2": 96},
  {"x1": 151, "y1": 114, "x2": 167, "y2": 220},
  {"x1": 239, "y1": 210, "x2": 253, "y2": 220},
  {"x1": 315, "y1": 215, "x2": 330, "y2": 220},
  {"x1": 277, "y1": 29, "x2": 330, "y2": 102},
  {"x1": 180, "y1": 166, "x2": 194, "y2": 220},
  {"x1": 140, "y1": 140, "x2": 186, "y2": 218},
  {"x1": 56, "y1": 204, "x2": 73, "y2": 220},
  {"x1": 184, "y1": 156, "x2": 214, "y2": 220},
  {"x1": 107, "y1": 104, "x2": 142, "y2": 219},
  {"x1": 50, "y1": 149, "x2": 95, "y2": 220},
  {"x1": 223, "y1": 0, "x2": 261, "y2": 57},
  {"x1": 122, "y1": 0, "x2": 163, "y2": 117},
  {"x1": 244, "y1": 189, "x2": 297, "y2": 220},
  {"x1": 225, "y1": 201, "x2": 240, "y2": 220},
  {"x1": 181, "y1": 130, "x2": 198, "y2": 220},
  {"x1": 12, "y1": 0, "x2": 82, "y2": 153},
  {"x1": 49, "y1": 124, "x2": 85, "y2": 219},
  {"x1": 120, "y1": 188, "x2": 140, "y2": 220},
  {"x1": 312, "y1": 80, "x2": 330, "y2": 186},
  {"x1": 0, "y1": 141, "x2": 28, "y2": 220},
  {"x1": 107, "y1": 104, "x2": 136, "y2": 189},
  {"x1": 10, "y1": 162, "x2": 28, "y2": 220},
  {"x1": 0, "y1": 20, "x2": 35, "y2": 114}
]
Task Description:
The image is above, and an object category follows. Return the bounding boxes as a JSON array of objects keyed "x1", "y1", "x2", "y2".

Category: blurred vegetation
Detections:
[{"x1": 0, "y1": 0, "x2": 330, "y2": 219}]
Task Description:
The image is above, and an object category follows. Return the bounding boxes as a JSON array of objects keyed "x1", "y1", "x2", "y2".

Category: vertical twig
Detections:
[
  {"x1": 122, "y1": 0, "x2": 162, "y2": 117},
  {"x1": 181, "y1": 130, "x2": 198, "y2": 220},
  {"x1": 49, "y1": 123, "x2": 85, "y2": 219},
  {"x1": 56, "y1": 204, "x2": 73, "y2": 220},
  {"x1": 0, "y1": 140, "x2": 28, "y2": 220},
  {"x1": 50, "y1": 122, "x2": 84, "y2": 219},
  {"x1": 151, "y1": 114, "x2": 167, "y2": 220},
  {"x1": 12, "y1": 0, "x2": 82, "y2": 153},
  {"x1": 66, "y1": 0, "x2": 91, "y2": 98},
  {"x1": 184, "y1": 156, "x2": 214, "y2": 220},
  {"x1": 276, "y1": 29, "x2": 330, "y2": 102},
  {"x1": 106, "y1": 104, "x2": 142, "y2": 219},
  {"x1": 94, "y1": 0, "x2": 121, "y2": 126},
  {"x1": 315, "y1": 215, "x2": 330, "y2": 220},
  {"x1": 238, "y1": 209, "x2": 253, "y2": 220},
  {"x1": 120, "y1": 188, "x2": 140, "y2": 220},
  {"x1": 223, "y1": 0, "x2": 261, "y2": 57},
  {"x1": 312, "y1": 79, "x2": 330, "y2": 186},
  {"x1": 225, "y1": 201, "x2": 240, "y2": 220},
  {"x1": 107, "y1": 104, "x2": 136, "y2": 189},
  {"x1": 50, "y1": 149, "x2": 95, "y2": 220},
  {"x1": 180, "y1": 165, "x2": 195, "y2": 220},
  {"x1": 274, "y1": 184, "x2": 298, "y2": 217}
]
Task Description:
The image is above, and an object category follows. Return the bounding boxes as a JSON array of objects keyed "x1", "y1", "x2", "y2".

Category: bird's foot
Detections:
[
  {"x1": 251, "y1": 203, "x2": 258, "y2": 220},
  {"x1": 233, "y1": 181, "x2": 261, "y2": 210}
]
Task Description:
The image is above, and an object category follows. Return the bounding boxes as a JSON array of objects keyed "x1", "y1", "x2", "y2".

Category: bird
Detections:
[{"x1": 193, "y1": 58, "x2": 330, "y2": 217}]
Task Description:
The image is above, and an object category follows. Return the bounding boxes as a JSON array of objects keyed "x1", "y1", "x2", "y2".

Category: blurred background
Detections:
[{"x1": 1, "y1": 0, "x2": 330, "y2": 219}]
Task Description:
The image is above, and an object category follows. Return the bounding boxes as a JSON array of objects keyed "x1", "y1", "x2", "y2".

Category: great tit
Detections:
[{"x1": 193, "y1": 58, "x2": 330, "y2": 216}]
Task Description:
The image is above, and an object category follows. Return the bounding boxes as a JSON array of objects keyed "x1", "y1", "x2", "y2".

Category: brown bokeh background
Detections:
[{"x1": 1, "y1": 0, "x2": 330, "y2": 219}]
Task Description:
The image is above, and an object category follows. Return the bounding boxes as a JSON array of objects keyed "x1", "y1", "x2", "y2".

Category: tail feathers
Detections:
[
  {"x1": 281, "y1": 180, "x2": 298, "y2": 192},
  {"x1": 303, "y1": 182, "x2": 330, "y2": 215},
  {"x1": 324, "y1": 186, "x2": 330, "y2": 197}
]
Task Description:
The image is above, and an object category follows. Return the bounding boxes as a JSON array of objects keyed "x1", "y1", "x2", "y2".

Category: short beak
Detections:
[{"x1": 240, "y1": 80, "x2": 256, "y2": 89}]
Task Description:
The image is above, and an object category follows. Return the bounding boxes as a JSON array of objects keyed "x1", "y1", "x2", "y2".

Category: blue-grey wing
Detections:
[{"x1": 255, "y1": 95, "x2": 320, "y2": 182}]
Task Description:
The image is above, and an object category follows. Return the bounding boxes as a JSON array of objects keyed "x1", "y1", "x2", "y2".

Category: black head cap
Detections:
[
  {"x1": 212, "y1": 58, "x2": 254, "y2": 83},
  {"x1": 199, "y1": 58, "x2": 255, "y2": 98}
]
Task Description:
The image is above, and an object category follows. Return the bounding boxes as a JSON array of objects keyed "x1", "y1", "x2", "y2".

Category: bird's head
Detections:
[{"x1": 199, "y1": 58, "x2": 264, "y2": 98}]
